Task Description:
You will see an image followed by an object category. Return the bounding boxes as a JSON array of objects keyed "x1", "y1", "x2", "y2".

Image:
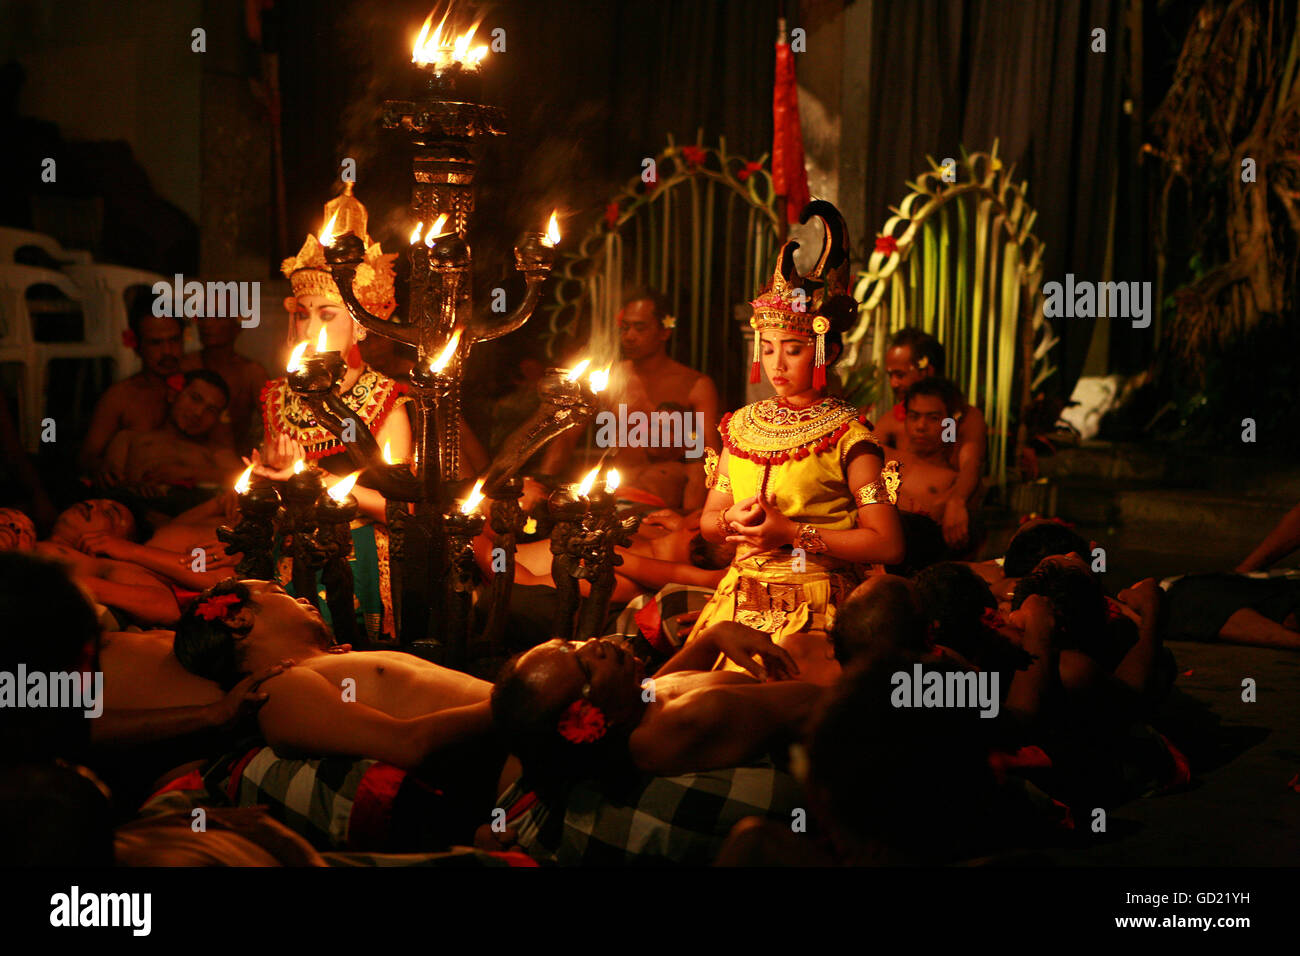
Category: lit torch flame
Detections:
[
  {"x1": 328, "y1": 471, "x2": 361, "y2": 502},
  {"x1": 588, "y1": 365, "x2": 610, "y2": 393},
  {"x1": 543, "y1": 211, "x2": 561, "y2": 247},
  {"x1": 382, "y1": 441, "x2": 393, "y2": 464},
  {"x1": 604, "y1": 468, "x2": 621, "y2": 494},
  {"x1": 316, "y1": 328, "x2": 329, "y2": 353},
  {"x1": 576, "y1": 465, "x2": 600, "y2": 498},
  {"x1": 413, "y1": 9, "x2": 489, "y2": 71},
  {"x1": 293, "y1": 459, "x2": 306, "y2": 475},
  {"x1": 424, "y1": 213, "x2": 450, "y2": 247},
  {"x1": 430, "y1": 328, "x2": 462, "y2": 373},
  {"x1": 409, "y1": 222, "x2": 423, "y2": 244},
  {"x1": 565, "y1": 358, "x2": 591, "y2": 382},
  {"x1": 235, "y1": 465, "x2": 253, "y2": 495},
  {"x1": 287, "y1": 341, "x2": 309, "y2": 372},
  {"x1": 460, "y1": 478, "x2": 485, "y2": 515},
  {"x1": 319, "y1": 211, "x2": 339, "y2": 247}
]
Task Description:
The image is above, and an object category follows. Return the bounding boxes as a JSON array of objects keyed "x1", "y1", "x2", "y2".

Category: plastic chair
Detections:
[
  {"x1": 0, "y1": 264, "x2": 84, "y2": 449},
  {"x1": 0, "y1": 227, "x2": 92, "y2": 266},
  {"x1": 61, "y1": 262, "x2": 172, "y2": 381}
]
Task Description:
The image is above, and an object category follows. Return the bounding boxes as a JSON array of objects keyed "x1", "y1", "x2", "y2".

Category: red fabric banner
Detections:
[{"x1": 772, "y1": 40, "x2": 811, "y2": 225}]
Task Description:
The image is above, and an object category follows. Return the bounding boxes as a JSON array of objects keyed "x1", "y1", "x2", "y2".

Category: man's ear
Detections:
[{"x1": 227, "y1": 606, "x2": 255, "y2": 635}]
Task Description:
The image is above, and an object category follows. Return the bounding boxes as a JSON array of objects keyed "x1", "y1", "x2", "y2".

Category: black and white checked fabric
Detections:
[{"x1": 502, "y1": 760, "x2": 802, "y2": 865}]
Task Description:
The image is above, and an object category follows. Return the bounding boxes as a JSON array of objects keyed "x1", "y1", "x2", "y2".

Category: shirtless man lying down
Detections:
[
  {"x1": 492, "y1": 622, "x2": 823, "y2": 788},
  {"x1": 172, "y1": 579, "x2": 496, "y2": 771}
]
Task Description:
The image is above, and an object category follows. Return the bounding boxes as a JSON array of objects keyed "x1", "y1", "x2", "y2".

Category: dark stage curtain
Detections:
[{"x1": 863, "y1": 0, "x2": 1126, "y2": 398}]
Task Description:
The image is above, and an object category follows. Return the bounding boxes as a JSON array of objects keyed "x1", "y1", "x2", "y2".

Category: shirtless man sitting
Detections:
[
  {"x1": 173, "y1": 579, "x2": 496, "y2": 772},
  {"x1": 179, "y1": 314, "x2": 269, "y2": 452},
  {"x1": 874, "y1": 327, "x2": 986, "y2": 550},
  {"x1": 80, "y1": 310, "x2": 185, "y2": 477},
  {"x1": 892, "y1": 378, "x2": 983, "y2": 555},
  {"x1": 102, "y1": 370, "x2": 244, "y2": 490},
  {"x1": 542, "y1": 289, "x2": 721, "y2": 510},
  {"x1": 492, "y1": 622, "x2": 822, "y2": 787}
]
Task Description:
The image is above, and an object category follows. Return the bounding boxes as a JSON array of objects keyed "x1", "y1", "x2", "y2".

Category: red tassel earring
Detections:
[
  {"x1": 749, "y1": 317, "x2": 762, "y2": 384},
  {"x1": 346, "y1": 343, "x2": 364, "y2": 368}
]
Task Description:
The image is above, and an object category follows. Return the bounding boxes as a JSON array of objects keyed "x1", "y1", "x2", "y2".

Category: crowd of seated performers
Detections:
[{"x1": 4, "y1": 190, "x2": 1299, "y2": 864}]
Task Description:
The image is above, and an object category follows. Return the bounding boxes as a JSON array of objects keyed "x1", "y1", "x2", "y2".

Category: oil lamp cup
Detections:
[{"x1": 217, "y1": 476, "x2": 281, "y2": 581}]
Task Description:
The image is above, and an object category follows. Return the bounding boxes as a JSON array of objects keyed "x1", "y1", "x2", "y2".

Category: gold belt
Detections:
[
  {"x1": 736, "y1": 576, "x2": 803, "y2": 614},
  {"x1": 733, "y1": 576, "x2": 830, "y2": 633}
]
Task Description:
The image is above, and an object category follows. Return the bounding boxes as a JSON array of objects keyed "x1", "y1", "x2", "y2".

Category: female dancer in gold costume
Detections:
[{"x1": 695, "y1": 202, "x2": 904, "y2": 684}]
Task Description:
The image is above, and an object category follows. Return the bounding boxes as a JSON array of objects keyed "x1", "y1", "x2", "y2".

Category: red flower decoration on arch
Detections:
[
  {"x1": 874, "y1": 235, "x2": 899, "y2": 256},
  {"x1": 737, "y1": 161, "x2": 764, "y2": 182},
  {"x1": 605, "y1": 202, "x2": 621, "y2": 229},
  {"x1": 557, "y1": 698, "x2": 607, "y2": 744},
  {"x1": 680, "y1": 145, "x2": 708, "y2": 167}
]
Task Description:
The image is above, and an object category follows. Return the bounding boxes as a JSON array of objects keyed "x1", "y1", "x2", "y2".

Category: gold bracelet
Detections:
[
  {"x1": 793, "y1": 523, "x2": 828, "y2": 554},
  {"x1": 715, "y1": 508, "x2": 731, "y2": 539}
]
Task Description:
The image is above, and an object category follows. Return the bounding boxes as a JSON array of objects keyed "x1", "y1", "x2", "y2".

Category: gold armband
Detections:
[
  {"x1": 854, "y1": 460, "x2": 901, "y2": 506},
  {"x1": 793, "y1": 523, "x2": 829, "y2": 554},
  {"x1": 703, "y1": 447, "x2": 732, "y2": 494}
]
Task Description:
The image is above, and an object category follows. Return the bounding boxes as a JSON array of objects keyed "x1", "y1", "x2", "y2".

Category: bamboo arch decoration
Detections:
[
  {"x1": 541, "y1": 134, "x2": 780, "y2": 404},
  {"x1": 847, "y1": 141, "x2": 1057, "y2": 490}
]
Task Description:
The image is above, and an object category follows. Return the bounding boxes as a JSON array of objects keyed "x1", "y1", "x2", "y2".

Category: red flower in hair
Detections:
[
  {"x1": 737, "y1": 161, "x2": 763, "y2": 182},
  {"x1": 874, "y1": 235, "x2": 899, "y2": 256},
  {"x1": 194, "y1": 593, "x2": 240, "y2": 621},
  {"x1": 121, "y1": 329, "x2": 138, "y2": 349},
  {"x1": 981, "y1": 607, "x2": 1006, "y2": 631},
  {"x1": 166, "y1": 373, "x2": 187, "y2": 393},
  {"x1": 557, "y1": 699, "x2": 607, "y2": 744},
  {"x1": 680, "y1": 145, "x2": 707, "y2": 167},
  {"x1": 605, "y1": 202, "x2": 621, "y2": 229}
]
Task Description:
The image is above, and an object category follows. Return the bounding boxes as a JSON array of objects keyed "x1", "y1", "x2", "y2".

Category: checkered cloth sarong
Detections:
[
  {"x1": 500, "y1": 760, "x2": 802, "y2": 865},
  {"x1": 202, "y1": 745, "x2": 402, "y2": 850}
]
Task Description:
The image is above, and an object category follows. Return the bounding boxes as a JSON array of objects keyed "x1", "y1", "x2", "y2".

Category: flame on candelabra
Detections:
[
  {"x1": 604, "y1": 468, "x2": 621, "y2": 493},
  {"x1": 329, "y1": 471, "x2": 361, "y2": 502},
  {"x1": 235, "y1": 465, "x2": 253, "y2": 495},
  {"x1": 576, "y1": 465, "x2": 600, "y2": 498},
  {"x1": 565, "y1": 358, "x2": 591, "y2": 382},
  {"x1": 319, "y1": 212, "x2": 339, "y2": 247},
  {"x1": 409, "y1": 221, "x2": 424, "y2": 244},
  {"x1": 543, "y1": 211, "x2": 561, "y2": 247},
  {"x1": 460, "y1": 478, "x2": 485, "y2": 514},
  {"x1": 423, "y1": 213, "x2": 451, "y2": 247},
  {"x1": 293, "y1": 459, "x2": 306, "y2": 475},
  {"x1": 413, "y1": 7, "x2": 489, "y2": 72},
  {"x1": 316, "y1": 328, "x2": 329, "y2": 353},
  {"x1": 287, "y1": 341, "x2": 309, "y2": 372},
  {"x1": 588, "y1": 365, "x2": 610, "y2": 393},
  {"x1": 382, "y1": 441, "x2": 394, "y2": 464},
  {"x1": 430, "y1": 327, "x2": 462, "y2": 373}
]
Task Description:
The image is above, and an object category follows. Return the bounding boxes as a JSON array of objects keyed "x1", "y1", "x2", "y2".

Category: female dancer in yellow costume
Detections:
[{"x1": 695, "y1": 202, "x2": 904, "y2": 684}]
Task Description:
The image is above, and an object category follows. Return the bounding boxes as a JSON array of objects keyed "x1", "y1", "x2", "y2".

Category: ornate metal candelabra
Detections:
[
  {"x1": 278, "y1": 15, "x2": 596, "y2": 663},
  {"x1": 217, "y1": 471, "x2": 281, "y2": 581}
]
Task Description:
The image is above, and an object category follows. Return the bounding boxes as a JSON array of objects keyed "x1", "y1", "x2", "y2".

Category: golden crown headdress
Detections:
[
  {"x1": 749, "y1": 200, "x2": 854, "y2": 388},
  {"x1": 281, "y1": 182, "x2": 398, "y2": 320}
]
